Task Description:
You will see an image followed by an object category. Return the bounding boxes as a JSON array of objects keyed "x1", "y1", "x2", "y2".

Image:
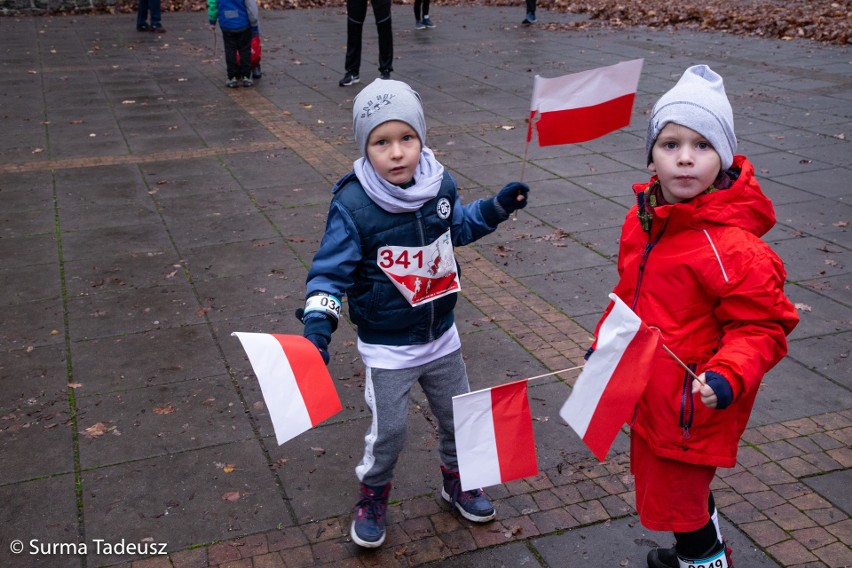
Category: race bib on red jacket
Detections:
[{"x1": 377, "y1": 229, "x2": 460, "y2": 307}]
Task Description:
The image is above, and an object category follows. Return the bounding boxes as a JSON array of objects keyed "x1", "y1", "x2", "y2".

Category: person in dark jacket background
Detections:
[
  {"x1": 339, "y1": 0, "x2": 393, "y2": 86},
  {"x1": 592, "y1": 65, "x2": 798, "y2": 568},
  {"x1": 208, "y1": 0, "x2": 259, "y2": 88},
  {"x1": 136, "y1": 0, "x2": 165, "y2": 32},
  {"x1": 300, "y1": 78, "x2": 529, "y2": 548}
]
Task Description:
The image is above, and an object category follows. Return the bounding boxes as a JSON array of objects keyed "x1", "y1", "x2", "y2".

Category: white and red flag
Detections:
[
  {"x1": 528, "y1": 59, "x2": 643, "y2": 146},
  {"x1": 453, "y1": 379, "x2": 538, "y2": 491},
  {"x1": 559, "y1": 293, "x2": 661, "y2": 461},
  {"x1": 232, "y1": 332, "x2": 341, "y2": 445}
]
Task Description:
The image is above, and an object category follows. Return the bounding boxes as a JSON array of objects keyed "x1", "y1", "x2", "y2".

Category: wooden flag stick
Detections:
[
  {"x1": 519, "y1": 137, "x2": 531, "y2": 182},
  {"x1": 526, "y1": 365, "x2": 584, "y2": 383},
  {"x1": 661, "y1": 344, "x2": 706, "y2": 386}
]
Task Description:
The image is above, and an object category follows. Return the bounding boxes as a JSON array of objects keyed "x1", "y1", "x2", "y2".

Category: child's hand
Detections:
[
  {"x1": 692, "y1": 373, "x2": 719, "y2": 408},
  {"x1": 496, "y1": 182, "x2": 530, "y2": 214},
  {"x1": 305, "y1": 334, "x2": 330, "y2": 365}
]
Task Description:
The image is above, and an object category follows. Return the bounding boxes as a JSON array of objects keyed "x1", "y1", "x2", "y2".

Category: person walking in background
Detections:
[
  {"x1": 589, "y1": 65, "x2": 798, "y2": 568},
  {"x1": 136, "y1": 0, "x2": 165, "y2": 32},
  {"x1": 414, "y1": 0, "x2": 435, "y2": 30},
  {"x1": 339, "y1": 0, "x2": 393, "y2": 86},
  {"x1": 208, "y1": 0, "x2": 259, "y2": 88},
  {"x1": 299, "y1": 79, "x2": 530, "y2": 548},
  {"x1": 522, "y1": 0, "x2": 537, "y2": 24}
]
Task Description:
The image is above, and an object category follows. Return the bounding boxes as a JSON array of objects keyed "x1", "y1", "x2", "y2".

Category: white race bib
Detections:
[{"x1": 377, "y1": 229, "x2": 460, "y2": 307}]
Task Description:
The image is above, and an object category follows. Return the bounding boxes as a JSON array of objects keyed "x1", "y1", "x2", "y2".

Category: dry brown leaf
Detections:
[
  {"x1": 153, "y1": 404, "x2": 175, "y2": 415},
  {"x1": 221, "y1": 491, "x2": 241, "y2": 501},
  {"x1": 82, "y1": 422, "x2": 111, "y2": 438}
]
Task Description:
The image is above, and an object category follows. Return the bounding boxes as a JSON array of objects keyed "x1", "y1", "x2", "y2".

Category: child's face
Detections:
[
  {"x1": 366, "y1": 120, "x2": 422, "y2": 186},
  {"x1": 649, "y1": 123, "x2": 722, "y2": 204}
]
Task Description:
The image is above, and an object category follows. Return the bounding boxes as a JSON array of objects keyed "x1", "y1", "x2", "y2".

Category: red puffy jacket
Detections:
[{"x1": 598, "y1": 155, "x2": 799, "y2": 467}]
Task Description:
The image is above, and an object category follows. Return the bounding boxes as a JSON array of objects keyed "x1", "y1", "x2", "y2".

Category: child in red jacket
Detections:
[{"x1": 595, "y1": 65, "x2": 799, "y2": 567}]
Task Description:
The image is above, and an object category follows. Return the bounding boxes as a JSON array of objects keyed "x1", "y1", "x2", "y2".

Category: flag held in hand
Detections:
[
  {"x1": 232, "y1": 332, "x2": 341, "y2": 445},
  {"x1": 453, "y1": 379, "x2": 538, "y2": 491},
  {"x1": 528, "y1": 59, "x2": 643, "y2": 146},
  {"x1": 559, "y1": 293, "x2": 660, "y2": 461}
]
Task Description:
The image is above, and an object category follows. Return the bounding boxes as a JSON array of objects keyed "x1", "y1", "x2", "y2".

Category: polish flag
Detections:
[
  {"x1": 232, "y1": 332, "x2": 341, "y2": 445},
  {"x1": 559, "y1": 293, "x2": 660, "y2": 461},
  {"x1": 528, "y1": 59, "x2": 643, "y2": 146},
  {"x1": 453, "y1": 379, "x2": 538, "y2": 491}
]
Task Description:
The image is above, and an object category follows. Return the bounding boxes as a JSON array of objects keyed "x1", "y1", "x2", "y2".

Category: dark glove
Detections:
[
  {"x1": 704, "y1": 371, "x2": 733, "y2": 410},
  {"x1": 496, "y1": 182, "x2": 530, "y2": 215},
  {"x1": 251, "y1": 26, "x2": 259, "y2": 38},
  {"x1": 305, "y1": 333, "x2": 330, "y2": 365},
  {"x1": 298, "y1": 309, "x2": 334, "y2": 366}
]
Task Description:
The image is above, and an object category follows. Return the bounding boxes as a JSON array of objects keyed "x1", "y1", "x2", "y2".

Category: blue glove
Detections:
[
  {"x1": 496, "y1": 182, "x2": 530, "y2": 215},
  {"x1": 305, "y1": 333, "x2": 330, "y2": 365}
]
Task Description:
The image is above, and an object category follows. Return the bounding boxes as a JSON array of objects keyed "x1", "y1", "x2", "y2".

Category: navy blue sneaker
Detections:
[
  {"x1": 350, "y1": 482, "x2": 390, "y2": 548},
  {"x1": 522, "y1": 12, "x2": 537, "y2": 24},
  {"x1": 422, "y1": 15, "x2": 436, "y2": 28},
  {"x1": 440, "y1": 466, "x2": 495, "y2": 522}
]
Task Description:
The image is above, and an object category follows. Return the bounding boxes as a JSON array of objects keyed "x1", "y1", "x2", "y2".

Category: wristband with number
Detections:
[{"x1": 303, "y1": 292, "x2": 342, "y2": 322}]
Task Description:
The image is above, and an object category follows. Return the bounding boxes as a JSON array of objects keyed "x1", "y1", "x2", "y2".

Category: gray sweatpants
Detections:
[{"x1": 355, "y1": 348, "x2": 469, "y2": 487}]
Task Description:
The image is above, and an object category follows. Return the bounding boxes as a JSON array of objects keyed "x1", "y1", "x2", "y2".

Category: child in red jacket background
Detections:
[{"x1": 595, "y1": 65, "x2": 799, "y2": 567}]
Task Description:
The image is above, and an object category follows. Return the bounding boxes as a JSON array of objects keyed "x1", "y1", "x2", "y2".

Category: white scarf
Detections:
[{"x1": 354, "y1": 147, "x2": 445, "y2": 213}]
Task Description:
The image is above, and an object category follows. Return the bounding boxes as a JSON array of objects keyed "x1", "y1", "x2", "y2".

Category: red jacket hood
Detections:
[{"x1": 631, "y1": 155, "x2": 776, "y2": 239}]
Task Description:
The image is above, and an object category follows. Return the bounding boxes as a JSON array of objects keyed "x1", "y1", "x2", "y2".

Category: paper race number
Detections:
[{"x1": 377, "y1": 230, "x2": 460, "y2": 307}]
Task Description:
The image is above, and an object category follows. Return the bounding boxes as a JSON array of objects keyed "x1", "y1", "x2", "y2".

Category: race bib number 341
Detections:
[{"x1": 377, "y1": 229, "x2": 460, "y2": 307}]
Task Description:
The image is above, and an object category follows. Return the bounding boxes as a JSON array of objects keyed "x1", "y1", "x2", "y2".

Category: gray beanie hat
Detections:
[
  {"x1": 646, "y1": 65, "x2": 736, "y2": 170},
  {"x1": 353, "y1": 79, "x2": 427, "y2": 157}
]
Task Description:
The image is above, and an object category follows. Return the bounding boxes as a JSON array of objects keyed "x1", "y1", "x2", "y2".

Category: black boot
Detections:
[
  {"x1": 647, "y1": 546, "x2": 678, "y2": 568},
  {"x1": 647, "y1": 540, "x2": 732, "y2": 568}
]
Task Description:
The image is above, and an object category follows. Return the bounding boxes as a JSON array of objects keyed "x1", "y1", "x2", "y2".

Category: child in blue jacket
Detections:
[
  {"x1": 300, "y1": 79, "x2": 529, "y2": 548},
  {"x1": 208, "y1": 0, "x2": 259, "y2": 88}
]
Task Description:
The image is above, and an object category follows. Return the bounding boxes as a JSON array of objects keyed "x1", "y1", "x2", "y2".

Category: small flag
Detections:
[
  {"x1": 232, "y1": 332, "x2": 341, "y2": 445},
  {"x1": 528, "y1": 59, "x2": 643, "y2": 146},
  {"x1": 559, "y1": 293, "x2": 660, "y2": 461},
  {"x1": 453, "y1": 379, "x2": 538, "y2": 491}
]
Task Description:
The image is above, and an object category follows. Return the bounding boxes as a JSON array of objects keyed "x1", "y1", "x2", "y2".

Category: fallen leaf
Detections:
[
  {"x1": 223, "y1": 464, "x2": 236, "y2": 473},
  {"x1": 832, "y1": 220, "x2": 848, "y2": 228},
  {"x1": 500, "y1": 125, "x2": 515, "y2": 130},
  {"x1": 794, "y1": 302, "x2": 812, "y2": 312},
  {"x1": 68, "y1": 383, "x2": 83, "y2": 389},
  {"x1": 221, "y1": 491, "x2": 241, "y2": 501},
  {"x1": 82, "y1": 422, "x2": 111, "y2": 439},
  {"x1": 153, "y1": 404, "x2": 175, "y2": 415}
]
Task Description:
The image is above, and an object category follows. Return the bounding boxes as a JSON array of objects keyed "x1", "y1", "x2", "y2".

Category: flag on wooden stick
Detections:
[
  {"x1": 232, "y1": 332, "x2": 341, "y2": 445},
  {"x1": 559, "y1": 293, "x2": 661, "y2": 461},
  {"x1": 453, "y1": 379, "x2": 538, "y2": 491},
  {"x1": 528, "y1": 59, "x2": 644, "y2": 146}
]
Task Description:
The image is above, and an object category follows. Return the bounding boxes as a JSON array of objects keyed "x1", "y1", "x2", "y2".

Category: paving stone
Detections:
[{"x1": 803, "y1": 469, "x2": 852, "y2": 516}]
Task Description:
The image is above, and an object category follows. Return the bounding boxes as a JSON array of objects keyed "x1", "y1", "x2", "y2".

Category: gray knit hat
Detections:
[
  {"x1": 353, "y1": 79, "x2": 427, "y2": 158},
  {"x1": 646, "y1": 65, "x2": 736, "y2": 170}
]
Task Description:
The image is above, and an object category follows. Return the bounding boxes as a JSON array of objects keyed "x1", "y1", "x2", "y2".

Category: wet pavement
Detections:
[{"x1": 0, "y1": 5, "x2": 850, "y2": 567}]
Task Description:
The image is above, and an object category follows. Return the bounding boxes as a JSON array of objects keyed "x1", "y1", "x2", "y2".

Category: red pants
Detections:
[{"x1": 631, "y1": 433, "x2": 716, "y2": 532}]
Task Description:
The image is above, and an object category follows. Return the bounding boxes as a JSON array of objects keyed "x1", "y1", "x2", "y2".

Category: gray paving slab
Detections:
[
  {"x1": 532, "y1": 516, "x2": 781, "y2": 567},
  {"x1": 804, "y1": 470, "x2": 852, "y2": 517},
  {"x1": 0, "y1": 475, "x2": 80, "y2": 568}
]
